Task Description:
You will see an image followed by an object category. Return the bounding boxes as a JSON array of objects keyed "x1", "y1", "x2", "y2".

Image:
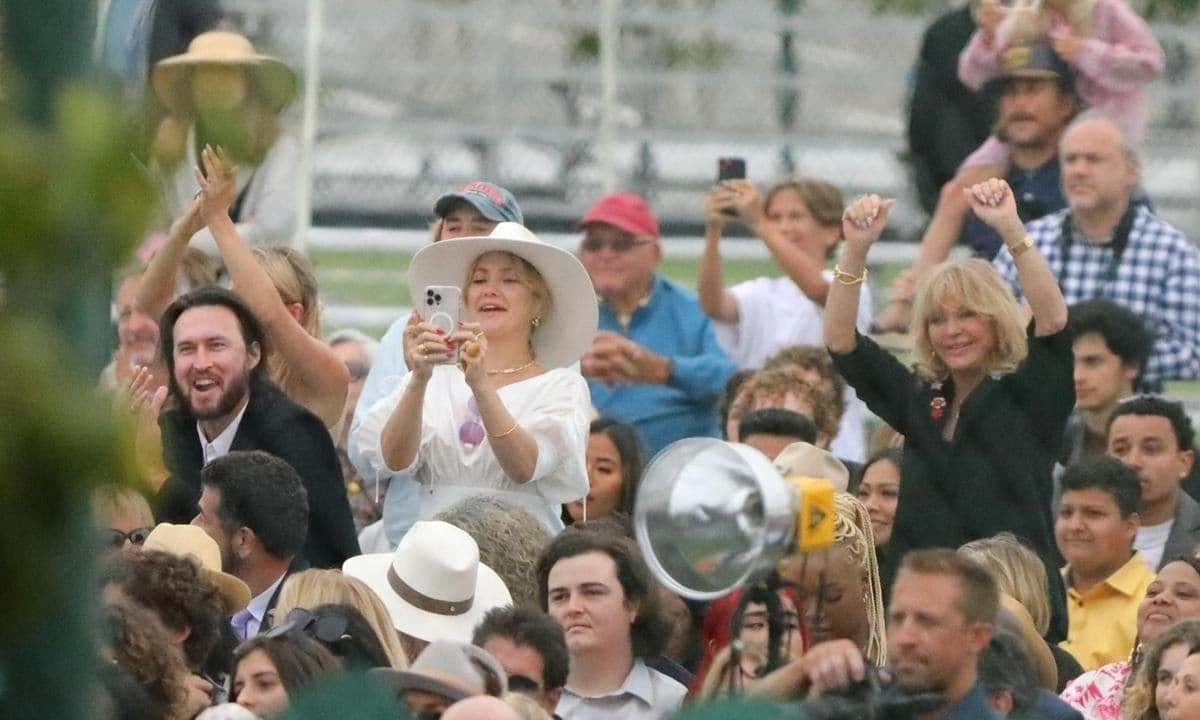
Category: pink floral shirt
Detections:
[{"x1": 1059, "y1": 660, "x2": 1132, "y2": 720}]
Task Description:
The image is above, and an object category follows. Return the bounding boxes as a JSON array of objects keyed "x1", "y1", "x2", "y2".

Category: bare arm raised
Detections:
[
  {"x1": 825, "y1": 194, "x2": 894, "y2": 354},
  {"x1": 964, "y1": 178, "x2": 1067, "y2": 336},
  {"x1": 197, "y1": 146, "x2": 350, "y2": 427}
]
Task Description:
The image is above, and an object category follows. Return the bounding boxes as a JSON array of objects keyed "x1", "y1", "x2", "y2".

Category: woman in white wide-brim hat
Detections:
[
  {"x1": 354, "y1": 222, "x2": 598, "y2": 537},
  {"x1": 149, "y1": 30, "x2": 300, "y2": 253}
]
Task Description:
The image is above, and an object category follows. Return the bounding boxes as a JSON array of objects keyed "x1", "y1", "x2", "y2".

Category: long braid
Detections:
[{"x1": 831, "y1": 492, "x2": 888, "y2": 666}]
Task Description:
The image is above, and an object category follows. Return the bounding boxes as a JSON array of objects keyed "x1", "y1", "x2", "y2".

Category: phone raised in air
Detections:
[
  {"x1": 717, "y1": 157, "x2": 747, "y2": 182},
  {"x1": 419, "y1": 285, "x2": 462, "y2": 364}
]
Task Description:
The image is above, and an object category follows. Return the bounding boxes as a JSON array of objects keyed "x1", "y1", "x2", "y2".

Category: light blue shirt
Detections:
[
  {"x1": 348, "y1": 316, "x2": 420, "y2": 547},
  {"x1": 588, "y1": 275, "x2": 737, "y2": 457},
  {"x1": 556, "y1": 659, "x2": 686, "y2": 720}
]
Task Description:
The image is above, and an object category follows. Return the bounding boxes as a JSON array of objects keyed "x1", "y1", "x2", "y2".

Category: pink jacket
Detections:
[{"x1": 959, "y1": 0, "x2": 1163, "y2": 145}]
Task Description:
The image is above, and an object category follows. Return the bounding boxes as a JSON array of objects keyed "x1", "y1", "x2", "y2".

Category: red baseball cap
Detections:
[{"x1": 578, "y1": 192, "x2": 660, "y2": 238}]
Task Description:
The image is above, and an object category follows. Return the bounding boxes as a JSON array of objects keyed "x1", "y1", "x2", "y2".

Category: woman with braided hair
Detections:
[{"x1": 706, "y1": 493, "x2": 887, "y2": 699}]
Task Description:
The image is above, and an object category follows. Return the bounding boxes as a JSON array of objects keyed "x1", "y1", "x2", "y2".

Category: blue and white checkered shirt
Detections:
[{"x1": 995, "y1": 205, "x2": 1200, "y2": 385}]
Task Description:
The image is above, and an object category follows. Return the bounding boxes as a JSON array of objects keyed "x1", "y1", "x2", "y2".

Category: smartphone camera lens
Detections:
[
  {"x1": 426, "y1": 298, "x2": 434, "y2": 306},
  {"x1": 434, "y1": 294, "x2": 442, "y2": 302},
  {"x1": 427, "y1": 289, "x2": 434, "y2": 297}
]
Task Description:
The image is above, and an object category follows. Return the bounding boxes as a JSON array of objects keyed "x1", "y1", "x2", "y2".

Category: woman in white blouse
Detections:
[{"x1": 355, "y1": 222, "x2": 598, "y2": 539}]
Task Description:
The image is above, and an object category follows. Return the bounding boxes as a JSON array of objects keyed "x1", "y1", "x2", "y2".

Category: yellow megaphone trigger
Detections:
[{"x1": 787, "y1": 476, "x2": 836, "y2": 552}]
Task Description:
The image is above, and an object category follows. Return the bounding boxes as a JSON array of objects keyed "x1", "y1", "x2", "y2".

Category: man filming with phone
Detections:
[
  {"x1": 768, "y1": 549, "x2": 1003, "y2": 720},
  {"x1": 579, "y1": 192, "x2": 737, "y2": 457}
]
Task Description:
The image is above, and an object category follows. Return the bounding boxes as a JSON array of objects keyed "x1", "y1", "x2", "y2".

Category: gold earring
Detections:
[{"x1": 531, "y1": 316, "x2": 542, "y2": 328}]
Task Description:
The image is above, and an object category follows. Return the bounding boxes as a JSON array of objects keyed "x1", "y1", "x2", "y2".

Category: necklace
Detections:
[{"x1": 487, "y1": 359, "x2": 538, "y2": 376}]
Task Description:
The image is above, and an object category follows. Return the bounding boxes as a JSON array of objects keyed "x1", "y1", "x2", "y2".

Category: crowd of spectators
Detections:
[{"x1": 71, "y1": 1, "x2": 1200, "y2": 719}]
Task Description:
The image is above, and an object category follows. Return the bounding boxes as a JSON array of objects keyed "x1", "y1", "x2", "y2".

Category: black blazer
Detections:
[{"x1": 155, "y1": 376, "x2": 361, "y2": 569}]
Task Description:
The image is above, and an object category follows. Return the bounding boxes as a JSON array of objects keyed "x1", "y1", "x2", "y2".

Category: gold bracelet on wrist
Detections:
[
  {"x1": 1007, "y1": 235, "x2": 1035, "y2": 258},
  {"x1": 833, "y1": 264, "x2": 868, "y2": 285},
  {"x1": 487, "y1": 421, "x2": 520, "y2": 439}
]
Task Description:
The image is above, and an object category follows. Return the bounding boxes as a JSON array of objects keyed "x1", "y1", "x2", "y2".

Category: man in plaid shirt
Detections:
[{"x1": 995, "y1": 112, "x2": 1200, "y2": 387}]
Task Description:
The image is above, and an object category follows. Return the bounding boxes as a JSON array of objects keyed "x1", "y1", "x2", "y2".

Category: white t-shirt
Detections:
[
  {"x1": 713, "y1": 272, "x2": 874, "y2": 462},
  {"x1": 1136, "y1": 519, "x2": 1175, "y2": 571},
  {"x1": 354, "y1": 365, "x2": 591, "y2": 536}
]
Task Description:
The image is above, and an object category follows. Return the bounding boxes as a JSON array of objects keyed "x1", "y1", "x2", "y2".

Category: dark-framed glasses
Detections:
[{"x1": 102, "y1": 526, "x2": 152, "y2": 548}]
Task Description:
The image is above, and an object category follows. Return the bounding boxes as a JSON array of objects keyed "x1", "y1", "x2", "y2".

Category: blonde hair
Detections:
[
  {"x1": 251, "y1": 246, "x2": 321, "y2": 388},
  {"x1": 830, "y1": 492, "x2": 888, "y2": 666},
  {"x1": 910, "y1": 259, "x2": 1028, "y2": 382},
  {"x1": 958, "y1": 533, "x2": 1051, "y2": 636},
  {"x1": 729, "y1": 368, "x2": 839, "y2": 438},
  {"x1": 465, "y1": 251, "x2": 552, "y2": 340},
  {"x1": 91, "y1": 484, "x2": 154, "y2": 528},
  {"x1": 273, "y1": 569, "x2": 409, "y2": 669},
  {"x1": 1122, "y1": 619, "x2": 1200, "y2": 720},
  {"x1": 503, "y1": 692, "x2": 554, "y2": 720}
]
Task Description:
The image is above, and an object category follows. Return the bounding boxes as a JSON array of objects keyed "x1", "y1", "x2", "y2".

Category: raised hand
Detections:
[
  {"x1": 842, "y1": 194, "x2": 895, "y2": 251},
  {"x1": 169, "y1": 196, "x2": 205, "y2": 241},
  {"x1": 194, "y1": 144, "x2": 238, "y2": 223},
  {"x1": 963, "y1": 178, "x2": 1023, "y2": 237},
  {"x1": 118, "y1": 365, "x2": 169, "y2": 491},
  {"x1": 977, "y1": 0, "x2": 1005, "y2": 43}
]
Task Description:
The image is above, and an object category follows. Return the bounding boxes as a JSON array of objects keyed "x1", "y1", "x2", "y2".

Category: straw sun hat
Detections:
[{"x1": 152, "y1": 31, "x2": 297, "y2": 114}]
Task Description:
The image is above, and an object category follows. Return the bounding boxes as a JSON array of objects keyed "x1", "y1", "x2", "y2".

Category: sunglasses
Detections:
[
  {"x1": 580, "y1": 234, "x2": 653, "y2": 254},
  {"x1": 263, "y1": 608, "x2": 352, "y2": 645},
  {"x1": 506, "y1": 673, "x2": 543, "y2": 695},
  {"x1": 102, "y1": 527, "x2": 153, "y2": 548}
]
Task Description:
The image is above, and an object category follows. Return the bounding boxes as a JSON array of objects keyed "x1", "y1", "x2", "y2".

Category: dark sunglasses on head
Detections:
[
  {"x1": 102, "y1": 527, "x2": 152, "y2": 548},
  {"x1": 277, "y1": 607, "x2": 352, "y2": 645}
]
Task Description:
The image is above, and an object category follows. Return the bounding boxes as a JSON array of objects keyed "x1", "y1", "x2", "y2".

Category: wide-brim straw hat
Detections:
[
  {"x1": 407, "y1": 222, "x2": 599, "y2": 370},
  {"x1": 343, "y1": 521, "x2": 513, "y2": 644},
  {"x1": 152, "y1": 31, "x2": 297, "y2": 114},
  {"x1": 143, "y1": 523, "x2": 251, "y2": 614},
  {"x1": 772, "y1": 442, "x2": 849, "y2": 493}
]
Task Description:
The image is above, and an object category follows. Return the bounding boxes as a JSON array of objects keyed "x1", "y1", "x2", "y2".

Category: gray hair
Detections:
[
  {"x1": 1064, "y1": 110, "x2": 1141, "y2": 170},
  {"x1": 326, "y1": 327, "x2": 379, "y2": 363},
  {"x1": 434, "y1": 496, "x2": 551, "y2": 608}
]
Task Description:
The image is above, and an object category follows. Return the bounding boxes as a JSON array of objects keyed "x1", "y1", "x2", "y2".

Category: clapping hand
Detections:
[{"x1": 118, "y1": 365, "x2": 169, "y2": 491}]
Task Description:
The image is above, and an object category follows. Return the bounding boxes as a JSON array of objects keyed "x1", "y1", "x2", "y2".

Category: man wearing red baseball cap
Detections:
[{"x1": 578, "y1": 192, "x2": 737, "y2": 456}]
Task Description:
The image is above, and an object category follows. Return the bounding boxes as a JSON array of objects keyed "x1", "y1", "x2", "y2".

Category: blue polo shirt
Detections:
[
  {"x1": 962, "y1": 156, "x2": 1064, "y2": 258},
  {"x1": 945, "y1": 684, "x2": 1005, "y2": 720},
  {"x1": 588, "y1": 275, "x2": 737, "y2": 457}
]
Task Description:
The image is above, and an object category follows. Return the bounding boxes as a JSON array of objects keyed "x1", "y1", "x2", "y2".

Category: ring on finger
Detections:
[{"x1": 418, "y1": 342, "x2": 427, "y2": 355}]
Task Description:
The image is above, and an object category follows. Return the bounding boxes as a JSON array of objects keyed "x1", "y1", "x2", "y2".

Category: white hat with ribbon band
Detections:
[{"x1": 343, "y1": 520, "x2": 512, "y2": 643}]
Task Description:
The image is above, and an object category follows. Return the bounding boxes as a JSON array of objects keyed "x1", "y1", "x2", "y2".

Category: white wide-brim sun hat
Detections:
[
  {"x1": 407, "y1": 222, "x2": 599, "y2": 370},
  {"x1": 343, "y1": 521, "x2": 513, "y2": 644}
]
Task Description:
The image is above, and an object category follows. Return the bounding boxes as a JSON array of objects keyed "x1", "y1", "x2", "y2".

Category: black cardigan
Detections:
[{"x1": 832, "y1": 324, "x2": 1074, "y2": 641}]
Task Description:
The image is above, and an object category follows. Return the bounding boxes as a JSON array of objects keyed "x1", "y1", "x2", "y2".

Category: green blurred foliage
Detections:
[{"x1": 0, "y1": 80, "x2": 156, "y2": 312}]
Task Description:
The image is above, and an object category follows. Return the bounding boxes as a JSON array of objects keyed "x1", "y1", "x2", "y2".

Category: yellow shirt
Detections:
[{"x1": 1060, "y1": 552, "x2": 1156, "y2": 671}]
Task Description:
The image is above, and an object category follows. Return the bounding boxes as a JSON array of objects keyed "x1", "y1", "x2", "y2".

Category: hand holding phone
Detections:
[
  {"x1": 716, "y1": 158, "x2": 747, "y2": 217},
  {"x1": 419, "y1": 285, "x2": 462, "y2": 364}
]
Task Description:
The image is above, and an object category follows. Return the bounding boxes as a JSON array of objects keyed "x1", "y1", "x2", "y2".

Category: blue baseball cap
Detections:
[
  {"x1": 996, "y1": 41, "x2": 1074, "y2": 92},
  {"x1": 433, "y1": 182, "x2": 523, "y2": 224}
]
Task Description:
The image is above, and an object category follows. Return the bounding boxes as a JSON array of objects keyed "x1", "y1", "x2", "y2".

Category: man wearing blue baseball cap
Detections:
[{"x1": 348, "y1": 182, "x2": 524, "y2": 547}]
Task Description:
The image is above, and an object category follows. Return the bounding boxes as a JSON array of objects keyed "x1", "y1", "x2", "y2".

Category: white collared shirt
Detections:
[
  {"x1": 197, "y1": 400, "x2": 249, "y2": 466},
  {"x1": 556, "y1": 659, "x2": 686, "y2": 720},
  {"x1": 243, "y1": 572, "x2": 287, "y2": 640}
]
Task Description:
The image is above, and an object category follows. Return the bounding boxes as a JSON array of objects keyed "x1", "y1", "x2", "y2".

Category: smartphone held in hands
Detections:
[
  {"x1": 420, "y1": 285, "x2": 462, "y2": 364},
  {"x1": 717, "y1": 157, "x2": 746, "y2": 182}
]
